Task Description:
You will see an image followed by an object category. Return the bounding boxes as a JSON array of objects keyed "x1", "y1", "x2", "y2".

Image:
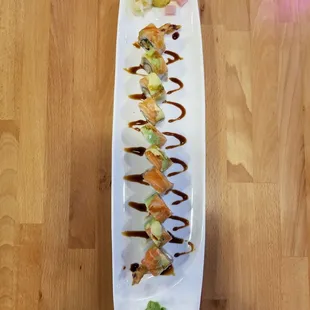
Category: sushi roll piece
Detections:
[
  {"x1": 145, "y1": 145, "x2": 173, "y2": 172},
  {"x1": 141, "y1": 51, "x2": 168, "y2": 81},
  {"x1": 138, "y1": 23, "x2": 166, "y2": 54},
  {"x1": 138, "y1": 98, "x2": 164, "y2": 126},
  {"x1": 141, "y1": 123, "x2": 167, "y2": 147},
  {"x1": 145, "y1": 193, "x2": 172, "y2": 222},
  {"x1": 144, "y1": 216, "x2": 172, "y2": 247},
  {"x1": 159, "y1": 23, "x2": 181, "y2": 35},
  {"x1": 131, "y1": 247, "x2": 173, "y2": 284},
  {"x1": 139, "y1": 73, "x2": 166, "y2": 100},
  {"x1": 143, "y1": 167, "x2": 173, "y2": 195},
  {"x1": 141, "y1": 247, "x2": 172, "y2": 276}
]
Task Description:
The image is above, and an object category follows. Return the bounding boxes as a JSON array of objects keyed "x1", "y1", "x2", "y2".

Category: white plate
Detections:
[{"x1": 112, "y1": 1, "x2": 206, "y2": 309}]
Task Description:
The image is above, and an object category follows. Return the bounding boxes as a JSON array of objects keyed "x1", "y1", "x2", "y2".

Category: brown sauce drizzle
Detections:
[
  {"x1": 129, "y1": 93, "x2": 147, "y2": 100},
  {"x1": 169, "y1": 231, "x2": 184, "y2": 244},
  {"x1": 123, "y1": 174, "x2": 149, "y2": 186},
  {"x1": 128, "y1": 120, "x2": 147, "y2": 132},
  {"x1": 170, "y1": 215, "x2": 190, "y2": 231},
  {"x1": 161, "y1": 265, "x2": 175, "y2": 276},
  {"x1": 164, "y1": 101, "x2": 186, "y2": 123},
  {"x1": 130, "y1": 263, "x2": 140, "y2": 272},
  {"x1": 128, "y1": 201, "x2": 147, "y2": 212},
  {"x1": 163, "y1": 132, "x2": 187, "y2": 149},
  {"x1": 167, "y1": 78, "x2": 184, "y2": 95},
  {"x1": 168, "y1": 158, "x2": 188, "y2": 177},
  {"x1": 124, "y1": 147, "x2": 146, "y2": 156},
  {"x1": 123, "y1": 266, "x2": 126, "y2": 270},
  {"x1": 124, "y1": 65, "x2": 146, "y2": 76},
  {"x1": 133, "y1": 42, "x2": 141, "y2": 49},
  {"x1": 172, "y1": 32, "x2": 180, "y2": 40},
  {"x1": 169, "y1": 189, "x2": 189, "y2": 205},
  {"x1": 165, "y1": 50, "x2": 183, "y2": 65},
  {"x1": 122, "y1": 231, "x2": 149, "y2": 239},
  {"x1": 174, "y1": 242, "x2": 195, "y2": 258}
]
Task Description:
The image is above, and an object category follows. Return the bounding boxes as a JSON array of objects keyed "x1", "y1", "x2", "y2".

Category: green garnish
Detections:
[{"x1": 146, "y1": 301, "x2": 166, "y2": 310}]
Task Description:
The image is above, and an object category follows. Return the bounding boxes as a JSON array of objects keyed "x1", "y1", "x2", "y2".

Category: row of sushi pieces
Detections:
[
  {"x1": 132, "y1": 146, "x2": 174, "y2": 285},
  {"x1": 138, "y1": 23, "x2": 181, "y2": 81},
  {"x1": 132, "y1": 193, "x2": 173, "y2": 285},
  {"x1": 129, "y1": 23, "x2": 181, "y2": 285}
]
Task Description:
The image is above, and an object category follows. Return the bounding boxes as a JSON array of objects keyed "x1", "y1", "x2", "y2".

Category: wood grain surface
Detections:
[{"x1": 0, "y1": 0, "x2": 309, "y2": 309}]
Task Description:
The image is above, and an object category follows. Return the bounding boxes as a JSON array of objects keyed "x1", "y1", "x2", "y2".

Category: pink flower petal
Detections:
[
  {"x1": 165, "y1": 4, "x2": 177, "y2": 15},
  {"x1": 176, "y1": 0, "x2": 188, "y2": 7}
]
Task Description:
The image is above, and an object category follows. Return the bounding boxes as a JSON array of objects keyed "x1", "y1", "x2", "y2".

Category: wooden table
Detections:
[{"x1": 0, "y1": 0, "x2": 309, "y2": 309}]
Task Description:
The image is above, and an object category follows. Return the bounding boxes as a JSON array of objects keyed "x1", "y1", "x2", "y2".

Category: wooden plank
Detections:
[
  {"x1": 253, "y1": 184, "x2": 281, "y2": 310},
  {"x1": 276, "y1": 0, "x2": 299, "y2": 22},
  {"x1": 281, "y1": 258, "x2": 310, "y2": 310},
  {"x1": 226, "y1": 183, "x2": 256, "y2": 309},
  {"x1": 201, "y1": 25, "x2": 228, "y2": 300},
  {"x1": 0, "y1": 0, "x2": 24, "y2": 120},
  {"x1": 39, "y1": 0, "x2": 74, "y2": 308},
  {"x1": 69, "y1": 0, "x2": 99, "y2": 249},
  {"x1": 250, "y1": 0, "x2": 277, "y2": 27},
  {"x1": 278, "y1": 23, "x2": 307, "y2": 257},
  {"x1": 225, "y1": 31, "x2": 253, "y2": 183},
  {"x1": 224, "y1": 0, "x2": 250, "y2": 31},
  {"x1": 0, "y1": 121, "x2": 19, "y2": 310},
  {"x1": 69, "y1": 92, "x2": 98, "y2": 249},
  {"x1": 252, "y1": 4, "x2": 279, "y2": 183},
  {"x1": 96, "y1": 0, "x2": 118, "y2": 308},
  {"x1": 200, "y1": 299, "x2": 228, "y2": 310},
  {"x1": 66, "y1": 250, "x2": 96, "y2": 310},
  {"x1": 17, "y1": 0, "x2": 50, "y2": 224},
  {"x1": 198, "y1": 0, "x2": 225, "y2": 26},
  {"x1": 16, "y1": 224, "x2": 42, "y2": 310}
]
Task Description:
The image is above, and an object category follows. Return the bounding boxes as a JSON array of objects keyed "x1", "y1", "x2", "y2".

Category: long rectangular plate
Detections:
[{"x1": 112, "y1": 1, "x2": 206, "y2": 309}]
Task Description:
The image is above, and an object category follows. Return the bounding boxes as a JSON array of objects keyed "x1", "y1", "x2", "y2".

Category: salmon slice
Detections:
[
  {"x1": 145, "y1": 145, "x2": 172, "y2": 172},
  {"x1": 145, "y1": 193, "x2": 172, "y2": 222},
  {"x1": 141, "y1": 247, "x2": 172, "y2": 276},
  {"x1": 139, "y1": 98, "x2": 164, "y2": 125},
  {"x1": 143, "y1": 167, "x2": 173, "y2": 195}
]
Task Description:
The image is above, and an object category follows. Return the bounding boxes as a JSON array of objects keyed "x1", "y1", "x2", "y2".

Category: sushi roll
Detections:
[
  {"x1": 141, "y1": 123, "x2": 167, "y2": 147},
  {"x1": 141, "y1": 247, "x2": 172, "y2": 276},
  {"x1": 139, "y1": 98, "x2": 164, "y2": 126},
  {"x1": 138, "y1": 24, "x2": 166, "y2": 54},
  {"x1": 145, "y1": 145, "x2": 173, "y2": 172},
  {"x1": 131, "y1": 247, "x2": 173, "y2": 284},
  {"x1": 143, "y1": 167, "x2": 173, "y2": 195},
  {"x1": 139, "y1": 73, "x2": 166, "y2": 100},
  {"x1": 141, "y1": 51, "x2": 168, "y2": 81},
  {"x1": 144, "y1": 216, "x2": 172, "y2": 247},
  {"x1": 145, "y1": 193, "x2": 172, "y2": 222}
]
